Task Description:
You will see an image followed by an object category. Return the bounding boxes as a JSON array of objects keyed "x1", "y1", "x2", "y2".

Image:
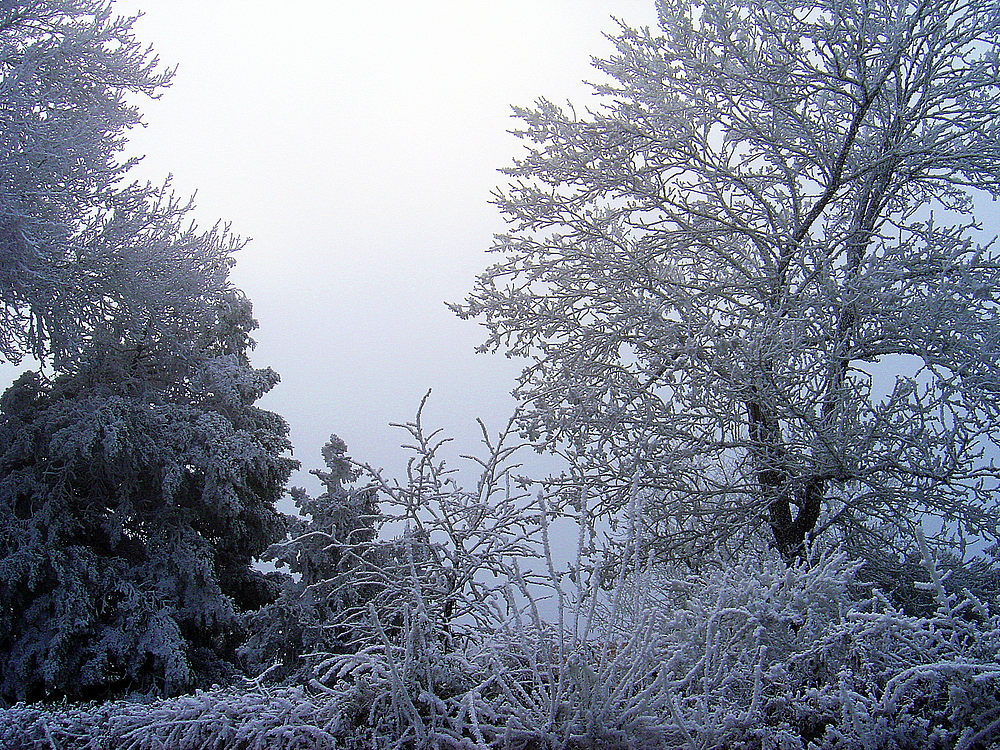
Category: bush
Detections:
[{"x1": 5, "y1": 410, "x2": 998, "y2": 749}]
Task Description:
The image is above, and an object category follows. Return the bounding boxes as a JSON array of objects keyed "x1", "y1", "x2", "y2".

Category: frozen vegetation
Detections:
[
  {"x1": 2, "y1": 408, "x2": 1000, "y2": 748},
  {"x1": 2, "y1": 425, "x2": 999, "y2": 748},
  {"x1": 3, "y1": 0, "x2": 1000, "y2": 747}
]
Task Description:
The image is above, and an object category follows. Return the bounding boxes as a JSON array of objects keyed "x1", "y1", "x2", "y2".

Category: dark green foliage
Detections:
[
  {"x1": 852, "y1": 539, "x2": 1000, "y2": 618},
  {"x1": 0, "y1": 294, "x2": 296, "y2": 704},
  {"x1": 0, "y1": 0, "x2": 298, "y2": 704},
  {"x1": 241, "y1": 437, "x2": 381, "y2": 682}
]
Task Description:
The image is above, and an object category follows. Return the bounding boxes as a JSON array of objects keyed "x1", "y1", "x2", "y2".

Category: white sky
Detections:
[
  {"x1": 103, "y1": 0, "x2": 658, "y2": 491},
  {"x1": 2, "y1": 0, "x2": 995, "y2": 528}
]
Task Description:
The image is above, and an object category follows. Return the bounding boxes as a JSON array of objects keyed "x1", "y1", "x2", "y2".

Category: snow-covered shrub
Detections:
[
  {"x1": 307, "y1": 417, "x2": 1000, "y2": 749},
  {"x1": 842, "y1": 522, "x2": 1000, "y2": 617},
  {"x1": 3, "y1": 406, "x2": 999, "y2": 749},
  {"x1": 319, "y1": 395, "x2": 543, "y2": 655},
  {"x1": 564, "y1": 526, "x2": 1000, "y2": 750},
  {"x1": 0, "y1": 682, "x2": 352, "y2": 750}
]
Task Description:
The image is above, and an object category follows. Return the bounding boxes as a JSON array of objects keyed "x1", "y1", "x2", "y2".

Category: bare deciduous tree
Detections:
[
  {"x1": 456, "y1": 0, "x2": 1000, "y2": 559},
  {"x1": 1, "y1": 0, "x2": 236, "y2": 364}
]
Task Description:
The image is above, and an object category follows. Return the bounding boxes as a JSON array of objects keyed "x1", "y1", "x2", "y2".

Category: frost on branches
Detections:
[
  {"x1": 241, "y1": 436, "x2": 382, "y2": 682},
  {"x1": 1, "y1": 410, "x2": 999, "y2": 747},
  {"x1": 309, "y1": 414, "x2": 1000, "y2": 749},
  {"x1": 0, "y1": 293, "x2": 296, "y2": 703},
  {"x1": 0, "y1": 0, "x2": 297, "y2": 704},
  {"x1": 0, "y1": 0, "x2": 235, "y2": 364},
  {"x1": 455, "y1": 0, "x2": 1000, "y2": 561}
]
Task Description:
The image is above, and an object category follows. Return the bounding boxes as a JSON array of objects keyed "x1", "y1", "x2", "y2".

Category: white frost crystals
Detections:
[
  {"x1": 0, "y1": 0, "x2": 238, "y2": 365},
  {"x1": 4, "y1": 0, "x2": 1000, "y2": 745},
  {"x1": 3, "y1": 470, "x2": 999, "y2": 748},
  {"x1": 455, "y1": 0, "x2": 1000, "y2": 561},
  {"x1": 0, "y1": 0, "x2": 296, "y2": 705}
]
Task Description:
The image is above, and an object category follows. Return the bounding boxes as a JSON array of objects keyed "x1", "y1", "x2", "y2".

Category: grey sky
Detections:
[
  {"x1": 92, "y1": 1, "x2": 658, "y2": 492},
  {"x1": 7, "y1": 0, "x2": 992, "y2": 499}
]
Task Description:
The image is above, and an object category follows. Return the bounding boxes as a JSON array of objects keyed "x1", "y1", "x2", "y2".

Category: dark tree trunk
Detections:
[{"x1": 747, "y1": 395, "x2": 823, "y2": 560}]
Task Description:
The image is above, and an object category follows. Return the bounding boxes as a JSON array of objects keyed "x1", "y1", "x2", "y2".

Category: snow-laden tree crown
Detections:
[
  {"x1": 456, "y1": 0, "x2": 1000, "y2": 560},
  {"x1": 0, "y1": 0, "x2": 295, "y2": 703},
  {"x1": 0, "y1": 0, "x2": 237, "y2": 364}
]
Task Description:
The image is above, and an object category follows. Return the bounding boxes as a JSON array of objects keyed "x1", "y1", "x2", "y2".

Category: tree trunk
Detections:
[{"x1": 747, "y1": 394, "x2": 822, "y2": 560}]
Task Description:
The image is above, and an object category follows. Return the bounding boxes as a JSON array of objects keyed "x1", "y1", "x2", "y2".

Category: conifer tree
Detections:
[
  {"x1": 242, "y1": 437, "x2": 380, "y2": 682},
  {"x1": 0, "y1": 0, "x2": 297, "y2": 703},
  {"x1": 0, "y1": 292, "x2": 295, "y2": 703}
]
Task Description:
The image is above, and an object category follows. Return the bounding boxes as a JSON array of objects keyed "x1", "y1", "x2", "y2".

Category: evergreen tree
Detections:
[
  {"x1": 0, "y1": 292, "x2": 295, "y2": 703},
  {"x1": 242, "y1": 436, "x2": 380, "y2": 682},
  {"x1": 0, "y1": 0, "x2": 297, "y2": 704}
]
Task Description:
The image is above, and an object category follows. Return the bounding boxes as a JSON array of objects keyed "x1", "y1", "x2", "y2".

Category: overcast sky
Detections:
[{"x1": 92, "y1": 0, "x2": 658, "y2": 492}]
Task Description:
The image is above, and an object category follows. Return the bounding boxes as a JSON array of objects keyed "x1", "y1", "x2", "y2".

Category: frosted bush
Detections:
[
  {"x1": 313, "y1": 461, "x2": 1000, "y2": 749},
  {"x1": 6, "y1": 409, "x2": 998, "y2": 749},
  {"x1": 0, "y1": 683, "x2": 350, "y2": 750}
]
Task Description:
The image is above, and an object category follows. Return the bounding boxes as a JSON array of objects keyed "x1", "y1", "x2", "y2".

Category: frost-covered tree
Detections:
[
  {"x1": 0, "y1": 292, "x2": 296, "y2": 704},
  {"x1": 0, "y1": 0, "x2": 236, "y2": 364},
  {"x1": 0, "y1": 0, "x2": 297, "y2": 703},
  {"x1": 242, "y1": 436, "x2": 381, "y2": 682},
  {"x1": 456, "y1": 0, "x2": 1000, "y2": 560}
]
